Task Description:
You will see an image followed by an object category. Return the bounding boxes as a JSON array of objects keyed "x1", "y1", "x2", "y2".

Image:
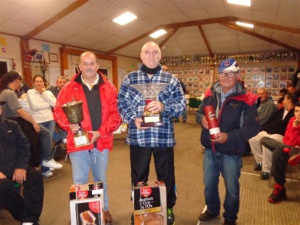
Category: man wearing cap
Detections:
[
  {"x1": 0, "y1": 101, "x2": 44, "y2": 225},
  {"x1": 0, "y1": 71, "x2": 63, "y2": 177},
  {"x1": 196, "y1": 59, "x2": 260, "y2": 225}
]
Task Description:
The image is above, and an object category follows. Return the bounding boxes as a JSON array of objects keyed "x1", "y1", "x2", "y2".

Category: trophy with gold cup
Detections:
[
  {"x1": 61, "y1": 99, "x2": 90, "y2": 147},
  {"x1": 130, "y1": 83, "x2": 169, "y2": 127}
]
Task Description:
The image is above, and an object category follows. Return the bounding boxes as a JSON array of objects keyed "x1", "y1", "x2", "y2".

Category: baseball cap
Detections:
[{"x1": 218, "y1": 58, "x2": 239, "y2": 73}]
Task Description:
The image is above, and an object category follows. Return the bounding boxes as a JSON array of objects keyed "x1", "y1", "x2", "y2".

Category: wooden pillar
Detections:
[{"x1": 20, "y1": 38, "x2": 33, "y2": 87}]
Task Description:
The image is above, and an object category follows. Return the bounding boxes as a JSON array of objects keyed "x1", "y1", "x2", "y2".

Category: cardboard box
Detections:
[
  {"x1": 133, "y1": 181, "x2": 167, "y2": 225},
  {"x1": 69, "y1": 182, "x2": 104, "y2": 225}
]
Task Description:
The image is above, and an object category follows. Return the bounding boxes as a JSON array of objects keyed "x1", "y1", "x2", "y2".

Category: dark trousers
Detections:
[
  {"x1": 0, "y1": 167, "x2": 44, "y2": 223},
  {"x1": 260, "y1": 137, "x2": 289, "y2": 185},
  {"x1": 130, "y1": 145, "x2": 177, "y2": 208}
]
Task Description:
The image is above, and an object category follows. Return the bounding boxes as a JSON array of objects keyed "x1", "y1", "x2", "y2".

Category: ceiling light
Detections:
[
  {"x1": 113, "y1": 12, "x2": 137, "y2": 25},
  {"x1": 236, "y1": 21, "x2": 254, "y2": 28},
  {"x1": 149, "y1": 29, "x2": 167, "y2": 38},
  {"x1": 227, "y1": 0, "x2": 251, "y2": 6}
]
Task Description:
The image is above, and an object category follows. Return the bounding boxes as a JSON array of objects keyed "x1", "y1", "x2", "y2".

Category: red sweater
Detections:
[{"x1": 283, "y1": 117, "x2": 300, "y2": 146}]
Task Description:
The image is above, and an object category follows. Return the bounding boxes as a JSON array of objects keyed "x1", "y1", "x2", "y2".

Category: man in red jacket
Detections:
[
  {"x1": 53, "y1": 51, "x2": 121, "y2": 225},
  {"x1": 260, "y1": 101, "x2": 300, "y2": 203}
]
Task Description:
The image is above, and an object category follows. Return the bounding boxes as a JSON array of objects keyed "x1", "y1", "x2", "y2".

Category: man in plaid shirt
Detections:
[{"x1": 118, "y1": 41, "x2": 186, "y2": 225}]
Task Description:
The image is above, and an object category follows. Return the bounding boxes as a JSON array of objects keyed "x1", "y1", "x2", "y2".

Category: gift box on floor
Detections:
[
  {"x1": 69, "y1": 182, "x2": 104, "y2": 225},
  {"x1": 133, "y1": 181, "x2": 167, "y2": 225}
]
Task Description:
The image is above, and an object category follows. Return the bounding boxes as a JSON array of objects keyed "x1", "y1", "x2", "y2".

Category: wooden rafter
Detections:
[
  {"x1": 221, "y1": 22, "x2": 300, "y2": 52},
  {"x1": 198, "y1": 25, "x2": 213, "y2": 57},
  {"x1": 159, "y1": 27, "x2": 179, "y2": 48},
  {"x1": 23, "y1": 0, "x2": 89, "y2": 40}
]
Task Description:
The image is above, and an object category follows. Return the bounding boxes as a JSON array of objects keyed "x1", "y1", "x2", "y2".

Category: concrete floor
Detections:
[{"x1": 1, "y1": 115, "x2": 300, "y2": 225}]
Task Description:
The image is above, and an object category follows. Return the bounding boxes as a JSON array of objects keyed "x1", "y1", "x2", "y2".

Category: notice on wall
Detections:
[{"x1": 49, "y1": 67, "x2": 61, "y2": 86}]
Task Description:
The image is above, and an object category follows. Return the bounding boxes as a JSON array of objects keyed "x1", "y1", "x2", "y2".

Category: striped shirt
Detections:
[{"x1": 118, "y1": 67, "x2": 186, "y2": 147}]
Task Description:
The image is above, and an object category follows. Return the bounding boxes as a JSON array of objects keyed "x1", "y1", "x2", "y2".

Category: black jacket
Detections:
[
  {"x1": 0, "y1": 118, "x2": 30, "y2": 178},
  {"x1": 196, "y1": 80, "x2": 260, "y2": 156}
]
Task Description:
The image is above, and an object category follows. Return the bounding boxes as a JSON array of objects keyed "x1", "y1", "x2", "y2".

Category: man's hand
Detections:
[
  {"x1": 134, "y1": 118, "x2": 150, "y2": 130},
  {"x1": 88, "y1": 130, "x2": 101, "y2": 143},
  {"x1": 211, "y1": 132, "x2": 228, "y2": 144},
  {"x1": 201, "y1": 117, "x2": 209, "y2": 129},
  {"x1": 32, "y1": 122, "x2": 41, "y2": 133},
  {"x1": 12, "y1": 169, "x2": 26, "y2": 184},
  {"x1": 70, "y1": 124, "x2": 80, "y2": 133},
  {"x1": 146, "y1": 100, "x2": 164, "y2": 113},
  {"x1": 0, "y1": 172, "x2": 6, "y2": 179}
]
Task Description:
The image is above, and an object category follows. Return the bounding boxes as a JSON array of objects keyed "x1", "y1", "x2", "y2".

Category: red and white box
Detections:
[
  {"x1": 133, "y1": 181, "x2": 167, "y2": 225},
  {"x1": 69, "y1": 182, "x2": 104, "y2": 225}
]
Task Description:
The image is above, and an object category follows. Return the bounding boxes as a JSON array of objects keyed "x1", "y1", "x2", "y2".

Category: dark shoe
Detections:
[
  {"x1": 260, "y1": 172, "x2": 270, "y2": 180},
  {"x1": 167, "y1": 208, "x2": 175, "y2": 225},
  {"x1": 198, "y1": 210, "x2": 220, "y2": 222},
  {"x1": 253, "y1": 162, "x2": 262, "y2": 171},
  {"x1": 288, "y1": 147, "x2": 300, "y2": 166},
  {"x1": 173, "y1": 118, "x2": 179, "y2": 122},
  {"x1": 224, "y1": 219, "x2": 236, "y2": 225},
  {"x1": 104, "y1": 210, "x2": 112, "y2": 225},
  {"x1": 268, "y1": 183, "x2": 286, "y2": 203}
]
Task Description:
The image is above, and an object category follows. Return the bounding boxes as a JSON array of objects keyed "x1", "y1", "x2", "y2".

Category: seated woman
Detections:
[
  {"x1": 260, "y1": 101, "x2": 300, "y2": 203},
  {"x1": 27, "y1": 75, "x2": 62, "y2": 177}
]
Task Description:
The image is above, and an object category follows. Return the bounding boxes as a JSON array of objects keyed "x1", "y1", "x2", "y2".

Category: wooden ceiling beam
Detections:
[
  {"x1": 198, "y1": 25, "x2": 213, "y2": 57},
  {"x1": 235, "y1": 17, "x2": 300, "y2": 34},
  {"x1": 159, "y1": 27, "x2": 179, "y2": 48},
  {"x1": 221, "y1": 22, "x2": 300, "y2": 52},
  {"x1": 23, "y1": 0, "x2": 89, "y2": 40}
]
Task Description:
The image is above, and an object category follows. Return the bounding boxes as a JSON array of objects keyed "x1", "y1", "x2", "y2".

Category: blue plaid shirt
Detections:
[{"x1": 118, "y1": 66, "x2": 186, "y2": 147}]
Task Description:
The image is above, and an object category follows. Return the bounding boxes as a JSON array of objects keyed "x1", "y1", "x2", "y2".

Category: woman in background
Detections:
[{"x1": 27, "y1": 75, "x2": 62, "y2": 177}]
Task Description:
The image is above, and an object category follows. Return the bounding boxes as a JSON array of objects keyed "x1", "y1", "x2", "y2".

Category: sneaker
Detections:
[
  {"x1": 198, "y1": 210, "x2": 220, "y2": 222},
  {"x1": 167, "y1": 208, "x2": 175, "y2": 225},
  {"x1": 260, "y1": 172, "x2": 270, "y2": 180},
  {"x1": 41, "y1": 170, "x2": 53, "y2": 178},
  {"x1": 49, "y1": 167, "x2": 55, "y2": 171},
  {"x1": 268, "y1": 183, "x2": 286, "y2": 203},
  {"x1": 104, "y1": 210, "x2": 112, "y2": 225},
  {"x1": 253, "y1": 162, "x2": 262, "y2": 171},
  {"x1": 22, "y1": 222, "x2": 40, "y2": 225},
  {"x1": 42, "y1": 159, "x2": 63, "y2": 169},
  {"x1": 288, "y1": 147, "x2": 300, "y2": 166},
  {"x1": 223, "y1": 219, "x2": 236, "y2": 225}
]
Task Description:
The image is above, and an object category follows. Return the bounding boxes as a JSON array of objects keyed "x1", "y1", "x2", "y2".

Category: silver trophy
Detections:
[
  {"x1": 130, "y1": 83, "x2": 169, "y2": 127},
  {"x1": 61, "y1": 99, "x2": 90, "y2": 147}
]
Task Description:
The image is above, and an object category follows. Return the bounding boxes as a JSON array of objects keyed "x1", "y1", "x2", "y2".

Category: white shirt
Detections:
[{"x1": 27, "y1": 89, "x2": 57, "y2": 123}]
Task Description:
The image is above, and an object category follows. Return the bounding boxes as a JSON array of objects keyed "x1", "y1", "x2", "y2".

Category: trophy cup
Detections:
[
  {"x1": 130, "y1": 83, "x2": 169, "y2": 127},
  {"x1": 61, "y1": 99, "x2": 90, "y2": 147}
]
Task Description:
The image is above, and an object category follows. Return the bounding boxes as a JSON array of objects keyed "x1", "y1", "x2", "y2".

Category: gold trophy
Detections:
[
  {"x1": 61, "y1": 99, "x2": 90, "y2": 147},
  {"x1": 130, "y1": 83, "x2": 169, "y2": 127}
]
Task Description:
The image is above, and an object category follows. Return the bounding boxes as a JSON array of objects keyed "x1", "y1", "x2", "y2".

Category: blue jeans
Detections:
[
  {"x1": 203, "y1": 149, "x2": 242, "y2": 222},
  {"x1": 69, "y1": 149, "x2": 109, "y2": 211},
  {"x1": 39, "y1": 121, "x2": 56, "y2": 173},
  {"x1": 53, "y1": 124, "x2": 67, "y2": 143}
]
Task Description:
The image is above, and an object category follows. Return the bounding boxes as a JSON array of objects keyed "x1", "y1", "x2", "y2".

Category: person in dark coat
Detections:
[{"x1": 0, "y1": 101, "x2": 44, "y2": 225}]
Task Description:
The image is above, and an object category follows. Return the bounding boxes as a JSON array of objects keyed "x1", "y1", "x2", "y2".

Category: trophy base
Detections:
[
  {"x1": 141, "y1": 114, "x2": 163, "y2": 127},
  {"x1": 74, "y1": 130, "x2": 90, "y2": 147}
]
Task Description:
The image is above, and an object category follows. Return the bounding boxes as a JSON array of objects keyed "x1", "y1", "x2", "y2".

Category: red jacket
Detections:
[
  {"x1": 53, "y1": 73, "x2": 121, "y2": 153},
  {"x1": 283, "y1": 117, "x2": 300, "y2": 146}
]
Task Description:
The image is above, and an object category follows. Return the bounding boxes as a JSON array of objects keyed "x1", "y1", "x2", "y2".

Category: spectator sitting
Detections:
[
  {"x1": 48, "y1": 76, "x2": 67, "y2": 98},
  {"x1": 256, "y1": 88, "x2": 277, "y2": 125},
  {"x1": 0, "y1": 100, "x2": 44, "y2": 225},
  {"x1": 260, "y1": 101, "x2": 300, "y2": 203},
  {"x1": 0, "y1": 71, "x2": 63, "y2": 178},
  {"x1": 249, "y1": 93, "x2": 298, "y2": 180},
  {"x1": 277, "y1": 88, "x2": 288, "y2": 108}
]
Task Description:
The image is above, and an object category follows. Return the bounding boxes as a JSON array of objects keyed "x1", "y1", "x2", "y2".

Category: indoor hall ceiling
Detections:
[{"x1": 1, "y1": 0, "x2": 300, "y2": 58}]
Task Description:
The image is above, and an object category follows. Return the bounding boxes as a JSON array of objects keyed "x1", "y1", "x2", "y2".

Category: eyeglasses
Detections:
[{"x1": 219, "y1": 72, "x2": 237, "y2": 78}]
